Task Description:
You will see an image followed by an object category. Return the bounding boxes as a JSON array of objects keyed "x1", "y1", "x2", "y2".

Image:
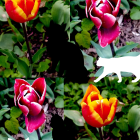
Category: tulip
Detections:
[
  {"x1": 81, "y1": 84, "x2": 118, "y2": 127},
  {"x1": 86, "y1": 0, "x2": 121, "y2": 47},
  {"x1": 14, "y1": 78, "x2": 46, "y2": 133},
  {"x1": 5, "y1": 0, "x2": 41, "y2": 23}
]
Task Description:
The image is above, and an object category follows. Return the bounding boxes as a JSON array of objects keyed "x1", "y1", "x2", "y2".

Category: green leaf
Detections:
[
  {"x1": 121, "y1": 52, "x2": 140, "y2": 57},
  {"x1": 90, "y1": 40, "x2": 113, "y2": 58},
  {"x1": 116, "y1": 118, "x2": 129, "y2": 132},
  {"x1": 0, "y1": 34, "x2": 14, "y2": 51},
  {"x1": 64, "y1": 110, "x2": 85, "y2": 126},
  {"x1": 0, "y1": 6, "x2": 9, "y2": 21},
  {"x1": 94, "y1": 67, "x2": 104, "y2": 77},
  {"x1": 19, "y1": 127, "x2": 38, "y2": 140},
  {"x1": 15, "y1": 58, "x2": 30, "y2": 78},
  {"x1": 41, "y1": 131, "x2": 53, "y2": 140},
  {"x1": 128, "y1": 105, "x2": 140, "y2": 132},
  {"x1": 112, "y1": 127, "x2": 121, "y2": 137},
  {"x1": 81, "y1": 18, "x2": 94, "y2": 31},
  {"x1": 115, "y1": 43, "x2": 139, "y2": 55},
  {"x1": 20, "y1": 57, "x2": 30, "y2": 66},
  {"x1": 81, "y1": 50, "x2": 94, "y2": 70},
  {"x1": 51, "y1": 1, "x2": 64, "y2": 25},
  {"x1": 131, "y1": 0, "x2": 140, "y2": 7},
  {"x1": 3, "y1": 69, "x2": 13, "y2": 78},
  {"x1": 54, "y1": 77, "x2": 64, "y2": 95},
  {"x1": 10, "y1": 106, "x2": 22, "y2": 118},
  {"x1": 0, "y1": 56, "x2": 10, "y2": 68},
  {"x1": 137, "y1": 129, "x2": 140, "y2": 140},
  {"x1": 0, "y1": 108, "x2": 10, "y2": 118},
  {"x1": 14, "y1": 46, "x2": 24, "y2": 57},
  {"x1": 22, "y1": 42, "x2": 32, "y2": 52},
  {"x1": 70, "y1": 20, "x2": 81, "y2": 33},
  {"x1": 36, "y1": 23, "x2": 45, "y2": 32},
  {"x1": 120, "y1": 0, "x2": 130, "y2": 13},
  {"x1": 0, "y1": 127, "x2": 16, "y2": 140},
  {"x1": 130, "y1": 7, "x2": 140, "y2": 20},
  {"x1": 46, "y1": 84, "x2": 54, "y2": 100},
  {"x1": 8, "y1": 19, "x2": 24, "y2": 42},
  {"x1": 101, "y1": 90, "x2": 108, "y2": 98},
  {"x1": 32, "y1": 47, "x2": 46, "y2": 63},
  {"x1": 75, "y1": 30, "x2": 91, "y2": 48},
  {"x1": 39, "y1": 13, "x2": 52, "y2": 27},
  {"x1": 5, "y1": 118, "x2": 19, "y2": 134},
  {"x1": 0, "y1": 49, "x2": 16, "y2": 63},
  {"x1": 37, "y1": 59, "x2": 51, "y2": 72},
  {"x1": 55, "y1": 96, "x2": 64, "y2": 108}
]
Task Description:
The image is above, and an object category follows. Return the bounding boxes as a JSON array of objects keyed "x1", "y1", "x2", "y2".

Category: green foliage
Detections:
[
  {"x1": 75, "y1": 30, "x2": 91, "y2": 48},
  {"x1": 130, "y1": 6, "x2": 140, "y2": 20},
  {"x1": 5, "y1": 118, "x2": 19, "y2": 134},
  {"x1": 37, "y1": 59, "x2": 51, "y2": 72},
  {"x1": 55, "y1": 96, "x2": 64, "y2": 108},
  {"x1": 0, "y1": 6, "x2": 8, "y2": 21},
  {"x1": 81, "y1": 18, "x2": 94, "y2": 31},
  {"x1": 10, "y1": 106, "x2": 22, "y2": 118}
]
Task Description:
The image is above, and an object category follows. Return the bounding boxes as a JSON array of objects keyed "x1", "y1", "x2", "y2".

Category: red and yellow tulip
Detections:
[
  {"x1": 5, "y1": 0, "x2": 41, "y2": 23},
  {"x1": 81, "y1": 84, "x2": 118, "y2": 127}
]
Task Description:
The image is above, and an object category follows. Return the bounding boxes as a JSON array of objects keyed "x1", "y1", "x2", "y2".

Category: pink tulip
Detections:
[
  {"x1": 86, "y1": 0, "x2": 121, "y2": 47},
  {"x1": 14, "y1": 78, "x2": 46, "y2": 133}
]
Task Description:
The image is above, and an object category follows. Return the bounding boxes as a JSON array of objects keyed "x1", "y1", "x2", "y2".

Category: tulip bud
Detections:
[
  {"x1": 81, "y1": 84, "x2": 118, "y2": 127},
  {"x1": 14, "y1": 78, "x2": 46, "y2": 133},
  {"x1": 5, "y1": 0, "x2": 41, "y2": 23}
]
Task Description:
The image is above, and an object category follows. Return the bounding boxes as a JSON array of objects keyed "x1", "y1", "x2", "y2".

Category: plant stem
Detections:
[
  {"x1": 36, "y1": 129, "x2": 42, "y2": 140},
  {"x1": 98, "y1": 128, "x2": 103, "y2": 140},
  {"x1": 110, "y1": 42, "x2": 115, "y2": 57},
  {"x1": 22, "y1": 23, "x2": 33, "y2": 64}
]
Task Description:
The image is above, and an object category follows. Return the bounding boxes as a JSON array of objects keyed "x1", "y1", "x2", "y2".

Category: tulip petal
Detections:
[
  {"x1": 14, "y1": 79, "x2": 30, "y2": 106},
  {"x1": 90, "y1": 7, "x2": 102, "y2": 29},
  {"x1": 28, "y1": 0, "x2": 41, "y2": 21},
  {"x1": 104, "y1": 97, "x2": 118, "y2": 125},
  {"x1": 110, "y1": 0, "x2": 121, "y2": 17},
  {"x1": 82, "y1": 102, "x2": 103, "y2": 127},
  {"x1": 102, "y1": 13, "x2": 116, "y2": 28},
  {"x1": 101, "y1": 99, "x2": 110, "y2": 122},
  {"x1": 32, "y1": 78, "x2": 46, "y2": 105},
  {"x1": 97, "y1": 21, "x2": 120, "y2": 47},
  {"x1": 81, "y1": 84, "x2": 100, "y2": 104},
  {"x1": 25, "y1": 109, "x2": 46, "y2": 133}
]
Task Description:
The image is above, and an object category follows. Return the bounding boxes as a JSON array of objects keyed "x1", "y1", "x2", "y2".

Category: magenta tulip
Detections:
[
  {"x1": 86, "y1": 0, "x2": 121, "y2": 47},
  {"x1": 14, "y1": 78, "x2": 46, "y2": 133}
]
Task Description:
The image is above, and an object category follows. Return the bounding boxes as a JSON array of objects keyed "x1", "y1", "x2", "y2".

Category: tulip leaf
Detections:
[
  {"x1": 130, "y1": 0, "x2": 140, "y2": 7},
  {"x1": 0, "y1": 127, "x2": 16, "y2": 140},
  {"x1": 5, "y1": 118, "x2": 19, "y2": 134},
  {"x1": 55, "y1": 96, "x2": 64, "y2": 108},
  {"x1": 128, "y1": 105, "x2": 140, "y2": 132},
  {"x1": 81, "y1": 18, "x2": 94, "y2": 31},
  {"x1": 94, "y1": 67, "x2": 104, "y2": 77},
  {"x1": 10, "y1": 106, "x2": 22, "y2": 119},
  {"x1": 32, "y1": 47, "x2": 46, "y2": 64},
  {"x1": 75, "y1": 30, "x2": 91, "y2": 48},
  {"x1": 0, "y1": 6, "x2": 9, "y2": 21},
  {"x1": 81, "y1": 50, "x2": 94, "y2": 71},
  {"x1": 46, "y1": 84, "x2": 54, "y2": 100},
  {"x1": 115, "y1": 43, "x2": 139, "y2": 56},
  {"x1": 15, "y1": 58, "x2": 30, "y2": 78},
  {"x1": 0, "y1": 108, "x2": 10, "y2": 118},
  {"x1": 19, "y1": 127, "x2": 38, "y2": 140},
  {"x1": 90, "y1": 41, "x2": 113, "y2": 58},
  {"x1": 116, "y1": 118, "x2": 129, "y2": 132},
  {"x1": 121, "y1": 52, "x2": 140, "y2": 57},
  {"x1": 120, "y1": 0, "x2": 130, "y2": 13},
  {"x1": 54, "y1": 77, "x2": 64, "y2": 96},
  {"x1": 20, "y1": 57, "x2": 30, "y2": 66},
  {"x1": 37, "y1": 59, "x2": 51, "y2": 72},
  {"x1": 70, "y1": 20, "x2": 81, "y2": 33},
  {"x1": 14, "y1": 46, "x2": 24, "y2": 57},
  {"x1": 0, "y1": 34, "x2": 14, "y2": 51},
  {"x1": 137, "y1": 129, "x2": 140, "y2": 140},
  {"x1": 41, "y1": 131, "x2": 53, "y2": 140},
  {"x1": 64, "y1": 110, "x2": 85, "y2": 126}
]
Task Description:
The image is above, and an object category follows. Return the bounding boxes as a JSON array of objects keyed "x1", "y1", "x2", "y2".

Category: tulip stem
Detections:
[
  {"x1": 110, "y1": 42, "x2": 115, "y2": 57},
  {"x1": 36, "y1": 129, "x2": 42, "y2": 140},
  {"x1": 98, "y1": 128, "x2": 103, "y2": 140},
  {"x1": 22, "y1": 23, "x2": 33, "y2": 64}
]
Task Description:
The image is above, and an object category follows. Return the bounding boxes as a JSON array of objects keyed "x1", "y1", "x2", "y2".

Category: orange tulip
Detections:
[
  {"x1": 81, "y1": 84, "x2": 118, "y2": 128},
  {"x1": 5, "y1": 0, "x2": 41, "y2": 23}
]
